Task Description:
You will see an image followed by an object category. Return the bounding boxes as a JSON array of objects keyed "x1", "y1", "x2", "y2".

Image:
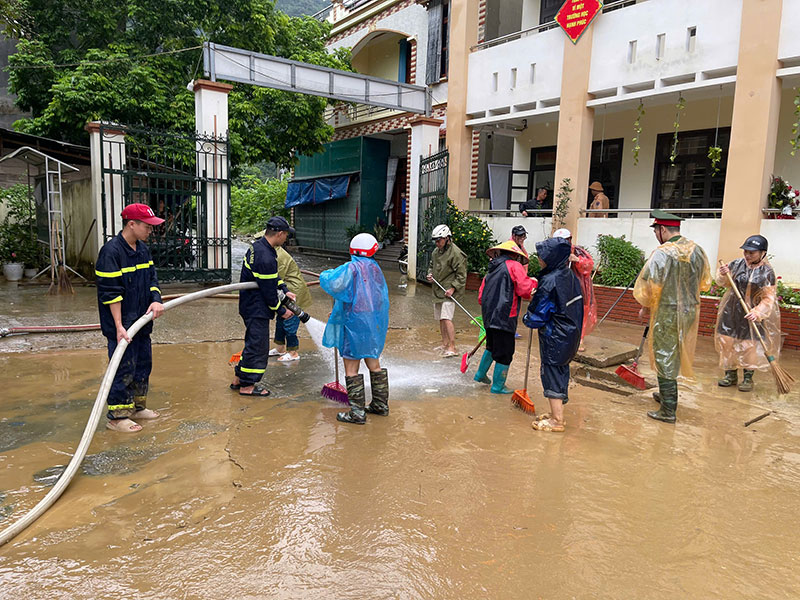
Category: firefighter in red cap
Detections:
[
  {"x1": 96, "y1": 203, "x2": 166, "y2": 433},
  {"x1": 633, "y1": 210, "x2": 711, "y2": 423}
]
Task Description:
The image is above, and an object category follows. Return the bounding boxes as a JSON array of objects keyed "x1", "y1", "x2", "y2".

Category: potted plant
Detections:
[
  {"x1": 2, "y1": 252, "x2": 24, "y2": 281},
  {"x1": 767, "y1": 175, "x2": 799, "y2": 218},
  {"x1": 1, "y1": 185, "x2": 38, "y2": 281}
]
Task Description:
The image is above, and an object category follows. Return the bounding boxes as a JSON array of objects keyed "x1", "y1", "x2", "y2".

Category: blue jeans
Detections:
[{"x1": 274, "y1": 314, "x2": 300, "y2": 351}]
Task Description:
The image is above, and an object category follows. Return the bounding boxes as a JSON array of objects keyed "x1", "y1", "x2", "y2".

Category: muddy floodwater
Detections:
[{"x1": 1, "y1": 253, "x2": 800, "y2": 599}]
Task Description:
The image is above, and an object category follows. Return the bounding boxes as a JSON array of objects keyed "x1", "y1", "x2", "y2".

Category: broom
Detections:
[
  {"x1": 719, "y1": 260, "x2": 794, "y2": 395},
  {"x1": 460, "y1": 335, "x2": 486, "y2": 373},
  {"x1": 321, "y1": 347, "x2": 349, "y2": 404},
  {"x1": 615, "y1": 326, "x2": 649, "y2": 390},
  {"x1": 511, "y1": 328, "x2": 536, "y2": 414}
]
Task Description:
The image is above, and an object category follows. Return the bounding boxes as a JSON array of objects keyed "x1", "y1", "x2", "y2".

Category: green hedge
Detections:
[{"x1": 595, "y1": 234, "x2": 645, "y2": 287}]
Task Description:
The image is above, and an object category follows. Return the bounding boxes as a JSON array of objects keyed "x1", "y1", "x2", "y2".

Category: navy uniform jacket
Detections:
[
  {"x1": 96, "y1": 232, "x2": 162, "y2": 339},
  {"x1": 239, "y1": 237, "x2": 289, "y2": 320}
]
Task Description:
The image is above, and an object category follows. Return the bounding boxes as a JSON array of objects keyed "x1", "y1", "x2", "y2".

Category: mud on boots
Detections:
[
  {"x1": 738, "y1": 369, "x2": 754, "y2": 392},
  {"x1": 319, "y1": 233, "x2": 390, "y2": 425},
  {"x1": 648, "y1": 377, "x2": 677, "y2": 423},
  {"x1": 718, "y1": 370, "x2": 738, "y2": 387},
  {"x1": 491, "y1": 363, "x2": 513, "y2": 394},
  {"x1": 473, "y1": 350, "x2": 493, "y2": 384}
]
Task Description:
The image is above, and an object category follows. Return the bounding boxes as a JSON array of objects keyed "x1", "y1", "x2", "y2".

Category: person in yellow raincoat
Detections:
[
  {"x1": 633, "y1": 210, "x2": 711, "y2": 423},
  {"x1": 715, "y1": 235, "x2": 781, "y2": 392}
]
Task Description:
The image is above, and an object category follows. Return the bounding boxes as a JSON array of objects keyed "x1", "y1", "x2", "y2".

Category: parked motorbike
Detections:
[{"x1": 398, "y1": 244, "x2": 408, "y2": 274}]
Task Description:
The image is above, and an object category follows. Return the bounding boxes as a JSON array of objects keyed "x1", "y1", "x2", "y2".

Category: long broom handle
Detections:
[
  {"x1": 523, "y1": 327, "x2": 533, "y2": 390},
  {"x1": 467, "y1": 335, "x2": 486, "y2": 358},
  {"x1": 718, "y1": 260, "x2": 773, "y2": 361},
  {"x1": 430, "y1": 276, "x2": 481, "y2": 328},
  {"x1": 632, "y1": 325, "x2": 650, "y2": 364},
  {"x1": 596, "y1": 275, "x2": 638, "y2": 327}
]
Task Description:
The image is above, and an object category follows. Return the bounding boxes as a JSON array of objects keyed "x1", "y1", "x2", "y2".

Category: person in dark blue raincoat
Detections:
[
  {"x1": 523, "y1": 236, "x2": 583, "y2": 433},
  {"x1": 96, "y1": 203, "x2": 166, "y2": 433},
  {"x1": 320, "y1": 233, "x2": 390, "y2": 425}
]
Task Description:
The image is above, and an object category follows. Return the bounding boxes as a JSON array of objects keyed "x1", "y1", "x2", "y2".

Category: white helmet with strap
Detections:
[
  {"x1": 431, "y1": 224, "x2": 451, "y2": 239},
  {"x1": 350, "y1": 232, "x2": 379, "y2": 257}
]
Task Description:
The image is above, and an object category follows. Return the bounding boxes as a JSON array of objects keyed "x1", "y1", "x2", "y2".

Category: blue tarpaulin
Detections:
[{"x1": 285, "y1": 175, "x2": 351, "y2": 208}]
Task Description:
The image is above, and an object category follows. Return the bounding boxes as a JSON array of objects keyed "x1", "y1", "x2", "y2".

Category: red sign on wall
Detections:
[{"x1": 556, "y1": 0, "x2": 603, "y2": 44}]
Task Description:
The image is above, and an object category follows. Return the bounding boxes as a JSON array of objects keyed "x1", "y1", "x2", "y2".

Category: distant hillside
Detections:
[{"x1": 276, "y1": 0, "x2": 329, "y2": 17}]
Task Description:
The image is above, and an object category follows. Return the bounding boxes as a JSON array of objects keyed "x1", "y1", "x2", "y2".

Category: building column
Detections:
[
  {"x1": 193, "y1": 79, "x2": 233, "y2": 271},
  {"x1": 446, "y1": 0, "x2": 479, "y2": 209},
  {"x1": 408, "y1": 116, "x2": 444, "y2": 282},
  {"x1": 85, "y1": 121, "x2": 126, "y2": 256},
  {"x1": 718, "y1": 0, "x2": 783, "y2": 262},
  {"x1": 552, "y1": 27, "x2": 595, "y2": 239}
]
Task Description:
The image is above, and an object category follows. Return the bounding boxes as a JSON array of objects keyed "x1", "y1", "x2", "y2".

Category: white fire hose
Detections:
[{"x1": 0, "y1": 282, "x2": 258, "y2": 547}]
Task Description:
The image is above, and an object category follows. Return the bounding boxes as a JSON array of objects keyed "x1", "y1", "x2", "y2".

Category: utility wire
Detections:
[{"x1": 6, "y1": 45, "x2": 204, "y2": 70}]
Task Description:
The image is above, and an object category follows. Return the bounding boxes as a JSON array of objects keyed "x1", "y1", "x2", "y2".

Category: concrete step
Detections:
[{"x1": 570, "y1": 362, "x2": 656, "y2": 396}]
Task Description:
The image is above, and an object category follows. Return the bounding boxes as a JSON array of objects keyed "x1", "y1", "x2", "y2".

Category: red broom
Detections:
[
  {"x1": 511, "y1": 329, "x2": 536, "y2": 414},
  {"x1": 460, "y1": 335, "x2": 486, "y2": 373},
  {"x1": 615, "y1": 326, "x2": 649, "y2": 390},
  {"x1": 321, "y1": 348, "x2": 349, "y2": 404}
]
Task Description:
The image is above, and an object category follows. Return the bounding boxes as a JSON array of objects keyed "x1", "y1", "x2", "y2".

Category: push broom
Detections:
[
  {"x1": 615, "y1": 326, "x2": 649, "y2": 390},
  {"x1": 719, "y1": 260, "x2": 794, "y2": 395},
  {"x1": 460, "y1": 334, "x2": 486, "y2": 373},
  {"x1": 321, "y1": 348, "x2": 349, "y2": 404},
  {"x1": 511, "y1": 328, "x2": 536, "y2": 414}
]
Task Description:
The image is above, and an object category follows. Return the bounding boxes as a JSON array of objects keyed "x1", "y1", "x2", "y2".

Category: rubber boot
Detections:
[
  {"x1": 366, "y1": 369, "x2": 389, "y2": 416},
  {"x1": 337, "y1": 374, "x2": 366, "y2": 424},
  {"x1": 718, "y1": 370, "x2": 738, "y2": 388},
  {"x1": 473, "y1": 350, "x2": 493, "y2": 384},
  {"x1": 647, "y1": 377, "x2": 677, "y2": 423},
  {"x1": 738, "y1": 369, "x2": 754, "y2": 392},
  {"x1": 490, "y1": 363, "x2": 513, "y2": 394}
]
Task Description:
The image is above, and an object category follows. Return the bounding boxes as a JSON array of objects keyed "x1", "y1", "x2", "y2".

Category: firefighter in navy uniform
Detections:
[
  {"x1": 96, "y1": 203, "x2": 166, "y2": 433},
  {"x1": 231, "y1": 216, "x2": 295, "y2": 397}
]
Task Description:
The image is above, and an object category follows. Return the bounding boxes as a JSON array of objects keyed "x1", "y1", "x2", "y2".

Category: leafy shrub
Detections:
[
  {"x1": 0, "y1": 185, "x2": 44, "y2": 267},
  {"x1": 527, "y1": 253, "x2": 541, "y2": 278},
  {"x1": 446, "y1": 199, "x2": 497, "y2": 276},
  {"x1": 595, "y1": 234, "x2": 645, "y2": 287},
  {"x1": 230, "y1": 175, "x2": 289, "y2": 234},
  {"x1": 777, "y1": 278, "x2": 800, "y2": 307}
]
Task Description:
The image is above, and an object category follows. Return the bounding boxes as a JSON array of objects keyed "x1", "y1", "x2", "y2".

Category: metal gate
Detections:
[
  {"x1": 417, "y1": 149, "x2": 449, "y2": 281},
  {"x1": 99, "y1": 123, "x2": 231, "y2": 283}
]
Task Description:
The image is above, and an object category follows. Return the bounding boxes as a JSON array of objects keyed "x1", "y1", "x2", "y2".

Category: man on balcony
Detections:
[{"x1": 633, "y1": 210, "x2": 712, "y2": 424}]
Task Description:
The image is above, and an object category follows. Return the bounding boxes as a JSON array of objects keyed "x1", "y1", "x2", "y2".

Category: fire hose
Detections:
[{"x1": 0, "y1": 281, "x2": 259, "y2": 547}]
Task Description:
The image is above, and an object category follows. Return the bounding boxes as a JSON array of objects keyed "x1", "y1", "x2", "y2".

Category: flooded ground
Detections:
[{"x1": 1, "y1": 251, "x2": 799, "y2": 599}]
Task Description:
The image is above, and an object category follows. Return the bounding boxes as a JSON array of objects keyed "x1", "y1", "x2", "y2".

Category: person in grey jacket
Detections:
[{"x1": 427, "y1": 224, "x2": 467, "y2": 357}]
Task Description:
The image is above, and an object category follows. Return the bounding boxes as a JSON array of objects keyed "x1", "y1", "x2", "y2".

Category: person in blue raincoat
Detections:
[
  {"x1": 320, "y1": 233, "x2": 390, "y2": 424},
  {"x1": 523, "y1": 236, "x2": 584, "y2": 433}
]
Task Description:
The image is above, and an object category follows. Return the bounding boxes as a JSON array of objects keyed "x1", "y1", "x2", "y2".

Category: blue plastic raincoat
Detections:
[{"x1": 320, "y1": 256, "x2": 389, "y2": 359}]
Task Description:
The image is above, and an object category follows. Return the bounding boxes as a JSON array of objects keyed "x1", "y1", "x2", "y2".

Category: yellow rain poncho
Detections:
[
  {"x1": 714, "y1": 258, "x2": 781, "y2": 371},
  {"x1": 633, "y1": 236, "x2": 711, "y2": 379}
]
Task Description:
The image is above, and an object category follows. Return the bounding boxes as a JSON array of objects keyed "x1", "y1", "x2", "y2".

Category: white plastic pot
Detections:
[{"x1": 3, "y1": 262, "x2": 24, "y2": 281}]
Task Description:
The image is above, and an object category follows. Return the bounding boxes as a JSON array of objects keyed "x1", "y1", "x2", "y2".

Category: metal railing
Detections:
[
  {"x1": 311, "y1": 2, "x2": 333, "y2": 21},
  {"x1": 472, "y1": 0, "x2": 643, "y2": 52}
]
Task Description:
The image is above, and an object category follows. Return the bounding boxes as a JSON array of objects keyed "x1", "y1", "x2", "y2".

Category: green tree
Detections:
[{"x1": 7, "y1": 0, "x2": 351, "y2": 169}]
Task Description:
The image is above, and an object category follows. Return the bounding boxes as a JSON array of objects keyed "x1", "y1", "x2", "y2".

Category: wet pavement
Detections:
[{"x1": 1, "y1": 250, "x2": 800, "y2": 599}]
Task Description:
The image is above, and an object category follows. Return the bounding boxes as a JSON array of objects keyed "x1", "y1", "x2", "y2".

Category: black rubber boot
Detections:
[
  {"x1": 366, "y1": 368, "x2": 389, "y2": 416},
  {"x1": 337, "y1": 374, "x2": 366, "y2": 424},
  {"x1": 718, "y1": 370, "x2": 738, "y2": 387},
  {"x1": 738, "y1": 369, "x2": 754, "y2": 392},
  {"x1": 648, "y1": 377, "x2": 677, "y2": 423}
]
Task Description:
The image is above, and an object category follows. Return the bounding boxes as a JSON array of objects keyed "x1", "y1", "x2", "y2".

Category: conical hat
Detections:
[{"x1": 487, "y1": 240, "x2": 530, "y2": 265}]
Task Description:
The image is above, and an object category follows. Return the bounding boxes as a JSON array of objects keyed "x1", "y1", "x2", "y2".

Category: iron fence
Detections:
[{"x1": 417, "y1": 149, "x2": 449, "y2": 280}]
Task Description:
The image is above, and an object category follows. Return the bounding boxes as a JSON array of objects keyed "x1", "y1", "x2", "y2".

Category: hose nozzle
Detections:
[{"x1": 277, "y1": 290, "x2": 311, "y2": 323}]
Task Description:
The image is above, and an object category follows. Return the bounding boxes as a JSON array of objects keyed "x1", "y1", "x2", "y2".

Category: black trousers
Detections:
[
  {"x1": 236, "y1": 316, "x2": 271, "y2": 386},
  {"x1": 486, "y1": 327, "x2": 516, "y2": 366},
  {"x1": 541, "y1": 363, "x2": 570, "y2": 403},
  {"x1": 106, "y1": 333, "x2": 152, "y2": 418}
]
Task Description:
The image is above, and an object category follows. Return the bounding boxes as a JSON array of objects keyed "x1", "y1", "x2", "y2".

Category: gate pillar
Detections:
[
  {"x1": 193, "y1": 79, "x2": 233, "y2": 270},
  {"x1": 408, "y1": 116, "x2": 443, "y2": 282},
  {"x1": 86, "y1": 121, "x2": 126, "y2": 256}
]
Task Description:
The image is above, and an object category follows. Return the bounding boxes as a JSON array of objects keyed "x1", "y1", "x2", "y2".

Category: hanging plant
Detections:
[
  {"x1": 553, "y1": 178, "x2": 573, "y2": 229},
  {"x1": 631, "y1": 100, "x2": 645, "y2": 166},
  {"x1": 708, "y1": 146, "x2": 722, "y2": 175},
  {"x1": 670, "y1": 95, "x2": 686, "y2": 165},
  {"x1": 791, "y1": 87, "x2": 800, "y2": 156}
]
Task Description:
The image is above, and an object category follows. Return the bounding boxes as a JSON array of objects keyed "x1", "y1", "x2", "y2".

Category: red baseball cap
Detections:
[{"x1": 121, "y1": 203, "x2": 164, "y2": 225}]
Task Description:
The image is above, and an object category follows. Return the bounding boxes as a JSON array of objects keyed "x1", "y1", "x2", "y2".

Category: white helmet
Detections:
[
  {"x1": 553, "y1": 228, "x2": 572, "y2": 239},
  {"x1": 350, "y1": 232, "x2": 379, "y2": 257},
  {"x1": 431, "y1": 224, "x2": 451, "y2": 239}
]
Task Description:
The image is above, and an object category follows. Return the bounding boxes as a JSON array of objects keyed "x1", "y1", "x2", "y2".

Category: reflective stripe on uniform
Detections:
[
  {"x1": 96, "y1": 269, "x2": 122, "y2": 278},
  {"x1": 239, "y1": 366, "x2": 266, "y2": 374},
  {"x1": 136, "y1": 262, "x2": 151, "y2": 269},
  {"x1": 121, "y1": 266, "x2": 136, "y2": 273},
  {"x1": 102, "y1": 295, "x2": 123, "y2": 305},
  {"x1": 243, "y1": 257, "x2": 278, "y2": 280},
  {"x1": 107, "y1": 402, "x2": 135, "y2": 411},
  {"x1": 150, "y1": 286, "x2": 161, "y2": 293},
  {"x1": 565, "y1": 295, "x2": 583, "y2": 307}
]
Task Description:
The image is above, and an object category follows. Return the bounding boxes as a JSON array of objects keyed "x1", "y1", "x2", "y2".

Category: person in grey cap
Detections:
[
  {"x1": 715, "y1": 235, "x2": 781, "y2": 392},
  {"x1": 511, "y1": 225, "x2": 528, "y2": 255},
  {"x1": 230, "y1": 216, "x2": 295, "y2": 397}
]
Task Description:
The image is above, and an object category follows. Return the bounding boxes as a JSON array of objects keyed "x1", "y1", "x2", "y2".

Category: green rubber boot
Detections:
[
  {"x1": 647, "y1": 377, "x2": 677, "y2": 423},
  {"x1": 490, "y1": 363, "x2": 513, "y2": 394},
  {"x1": 738, "y1": 369, "x2": 754, "y2": 392},
  {"x1": 473, "y1": 350, "x2": 493, "y2": 384},
  {"x1": 718, "y1": 370, "x2": 738, "y2": 387},
  {"x1": 366, "y1": 368, "x2": 389, "y2": 416},
  {"x1": 337, "y1": 374, "x2": 366, "y2": 424}
]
